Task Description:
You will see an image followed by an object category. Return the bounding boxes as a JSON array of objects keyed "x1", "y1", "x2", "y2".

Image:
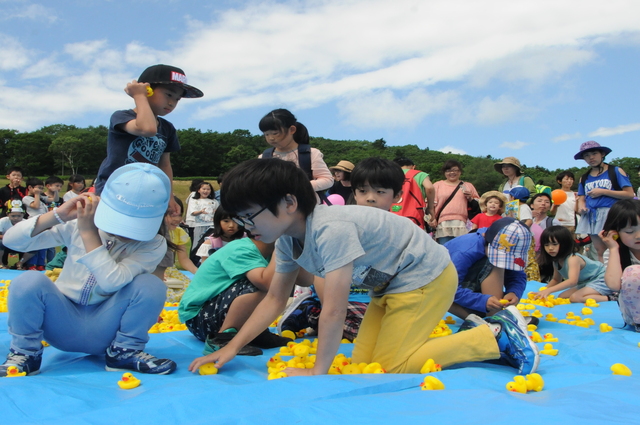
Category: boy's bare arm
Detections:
[
  {"x1": 157, "y1": 153, "x2": 179, "y2": 215},
  {"x1": 245, "y1": 252, "x2": 277, "y2": 291},
  {"x1": 287, "y1": 263, "x2": 352, "y2": 377},
  {"x1": 121, "y1": 80, "x2": 158, "y2": 137}
]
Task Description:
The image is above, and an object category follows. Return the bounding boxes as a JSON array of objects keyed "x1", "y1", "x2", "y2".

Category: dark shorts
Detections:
[{"x1": 185, "y1": 277, "x2": 259, "y2": 341}]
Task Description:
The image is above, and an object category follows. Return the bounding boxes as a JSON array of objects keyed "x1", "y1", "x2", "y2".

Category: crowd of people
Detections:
[{"x1": 1, "y1": 63, "x2": 639, "y2": 382}]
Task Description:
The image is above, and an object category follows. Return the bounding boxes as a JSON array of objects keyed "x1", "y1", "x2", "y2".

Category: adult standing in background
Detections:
[
  {"x1": 328, "y1": 160, "x2": 354, "y2": 204},
  {"x1": 495, "y1": 157, "x2": 536, "y2": 199},
  {"x1": 433, "y1": 160, "x2": 479, "y2": 245}
]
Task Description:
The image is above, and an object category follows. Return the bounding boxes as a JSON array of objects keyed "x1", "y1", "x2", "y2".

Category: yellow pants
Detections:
[{"x1": 352, "y1": 262, "x2": 500, "y2": 373}]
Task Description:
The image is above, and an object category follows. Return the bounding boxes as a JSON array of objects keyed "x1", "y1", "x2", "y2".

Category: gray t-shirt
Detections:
[{"x1": 276, "y1": 205, "x2": 451, "y2": 296}]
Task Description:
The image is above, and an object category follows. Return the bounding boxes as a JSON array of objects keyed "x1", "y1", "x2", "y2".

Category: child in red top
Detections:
[{"x1": 471, "y1": 191, "x2": 507, "y2": 230}]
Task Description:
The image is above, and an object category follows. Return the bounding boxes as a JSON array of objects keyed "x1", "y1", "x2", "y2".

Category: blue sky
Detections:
[{"x1": 1, "y1": 0, "x2": 639, "y2": 171}]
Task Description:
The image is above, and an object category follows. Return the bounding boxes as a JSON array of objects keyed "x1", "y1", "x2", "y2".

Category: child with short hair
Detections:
[
  {"x1": 44, "y1": 176, "x2": 63, "y2": 207},
  {"x1": 550, "y1": 171, "x2": 578, "y2": 234},
  {"x1": 93, "y1": 64, "x2": 203, "y2": 214},
  {"x1": 533, "y1": 226, "x2": 613, "y2": 302},
  {"x1": 63, "y1": 174, "x2": 86, "y2": 202},
  {"x1": 1, "y1": 163, "x2": 177, "y2": 376},
  {"x1": 188, "y1": 159, "x2": 539, "y2": 376},
  {"x1": 22, "y1": 178, "x2": 49, "y2": 270},
  {"x1": 0, "y1": 167, "x2": 26, "y2": 218},
  {"x1": 471, "y1": 191, "x2": 507, "y2": 230},
  {"x1": 601, "y1": 200, "x2": 640, "y2": 331},
  {"x1": 0, "y1": 201, "x2": 25, "y2": 268},
  {"x1": 350, "y1": 157, "x2": 403, "y2": 211}
]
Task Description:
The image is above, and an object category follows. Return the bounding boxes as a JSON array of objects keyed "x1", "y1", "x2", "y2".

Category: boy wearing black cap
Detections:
[{"x1": 94, "y1": 64, "x2": 204, "y2": 209}]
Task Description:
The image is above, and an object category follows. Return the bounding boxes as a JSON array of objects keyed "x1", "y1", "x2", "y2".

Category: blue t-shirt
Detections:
[
  {"x1": 94, "y1": 109, "x2": 180, "y2": 194},
  {"x1": 445, "y1": 230, "x2": 526, "y2": 313},
  {"x1": 578, "y1": 167, "x2": 632, "y2": 209}
]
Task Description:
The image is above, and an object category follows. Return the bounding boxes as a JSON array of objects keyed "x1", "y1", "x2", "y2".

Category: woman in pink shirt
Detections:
[{"x1": 433, "y1": 160, "x2": 479, "y2": 244}]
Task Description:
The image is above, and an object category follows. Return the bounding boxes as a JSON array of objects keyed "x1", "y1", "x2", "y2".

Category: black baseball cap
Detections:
[{"x1": 138, "y1": 64, "x2": 204, "y2": 98}]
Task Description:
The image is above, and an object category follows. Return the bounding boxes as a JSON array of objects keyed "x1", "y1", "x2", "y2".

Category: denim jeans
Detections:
[{"x1": 7, "y1": 271, "x2": 166, "y2": 356}]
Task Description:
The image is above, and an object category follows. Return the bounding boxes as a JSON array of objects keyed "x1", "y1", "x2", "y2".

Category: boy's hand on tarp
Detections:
[{"x1": 188, "y1": 346, "x2": 237, "y2": 373}]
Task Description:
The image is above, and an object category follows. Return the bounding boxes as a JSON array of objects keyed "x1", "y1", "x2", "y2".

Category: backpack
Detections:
[
  {"x1": 262, "y1": 144, "x2": 332, "y2": 205},
  {"x1": 579, "y1": 164, "x2": 621, "y2": 192},
  {"x1": 535, "y1": 184, "x2": 552, "y2": 196},
  {"x1": 390, "y1": 169, "x2": 426, "y2": 229}
]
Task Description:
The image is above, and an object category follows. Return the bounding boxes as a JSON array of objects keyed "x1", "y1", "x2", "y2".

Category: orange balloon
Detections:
[{"x1": 551, "y1": 189, "x2": 567, "y2": 205}]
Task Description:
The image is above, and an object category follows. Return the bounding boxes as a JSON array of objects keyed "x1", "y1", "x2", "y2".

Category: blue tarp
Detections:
[{"x1": 1, "y1": 271, "x2": 639, "y2": 424}]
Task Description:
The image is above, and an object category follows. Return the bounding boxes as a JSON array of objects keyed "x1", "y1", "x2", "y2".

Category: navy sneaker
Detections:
[
  {"x1": 486, "y1": 306, "x2": 540, "y2": 374},
  {"x1": 203, "y1": 330, "x2": 262, "y2": 356},
  {"x1": 277, "y1": 297, "x2": 319, "y2": 335},
  {"x1": 0, "y1": 349, "x2": 42, "y2": 377},
  {"x1": 105, "y1": 345, "x2": 176, "y2": 375}
]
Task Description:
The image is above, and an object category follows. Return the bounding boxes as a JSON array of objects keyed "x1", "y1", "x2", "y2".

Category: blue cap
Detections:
[
  {"x1": 94, "y1": 163, "x2": 170, "y2": 241},
  {"x1": 509, "y1": 186, "x2": 530, "y2": 202}
]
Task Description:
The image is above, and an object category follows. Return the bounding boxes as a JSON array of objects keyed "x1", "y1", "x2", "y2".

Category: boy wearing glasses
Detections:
[{"x1": 188, "y1": 159, "x2": 539, "y2": 376}]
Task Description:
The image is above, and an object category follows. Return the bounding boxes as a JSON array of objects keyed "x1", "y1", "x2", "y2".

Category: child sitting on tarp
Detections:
[
  {"x1": 154, "y1": 197, "x2": 198, "y2": 303},
  {"x1": 179, "y1": 237, "x2": 290, "y2": 356}
]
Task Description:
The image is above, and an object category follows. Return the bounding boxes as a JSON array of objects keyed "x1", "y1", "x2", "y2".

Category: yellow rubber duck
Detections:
[
  {"x1": 525, "y1": 373, "x2": 545, "y2": 392},
  {"x1": 362, "y1": 362, "x2": 386, "y2": 374},
  {"x1": 532, "y1": 310, "x2": 543, "y2": 318},
  {"x1": 611, "y1": 363, "x2": 632, "y2": 376},
  {"x1": 5, "y1": 366, "x2": 26, "y2": 377},
  {"x1": 420, "y1": 376, "x2": 445, "y2": 390},
  {"x1": 540, "y1": 343, "x2": 558, "y2": 356},
  {"x1": 340, "y1": 364, "x2": 362, "y2": 374},
  {"x1": 199, "y1": 363, "x2": 219, "y2": 375},
  {"x1": 444, "y1": 316, "x2": 456, "y2": 324},
  {"x1": 146, "y1": 86, "x2": 154, "y2": 97},
  {"x1": 420, "y1": 358, "x2": 442, "y2": 374},
  {"x1": 530, "y1": 332, "x2": 543, "y2": 343},
  {"x1": 543, "y1": 333, "x2": 559, "y2": 342},
  {"x1": 506, "y1": 376, "x2": 528, "y2": 393},
  {"x1": 545, "y1": 313, "x2": 557, "y2": 322},
  {"x1": 600, "y1": 323, "x2": 613, "y2": 333},
  {"x1": 281, "y1": 330, "x2": 296, "y2": 341},
  {"x1": 581, "y1": 307, "x2": 593, "y2": 315},
  {"x1": 267, "y1": 371, "x2": 288, "y2": 380},
  {"x1": 585, "y1": 298, "x2": 600, "y2": 307},
  {"x1": 117, "y1": 373, "x2": 141, "y2": 390}
]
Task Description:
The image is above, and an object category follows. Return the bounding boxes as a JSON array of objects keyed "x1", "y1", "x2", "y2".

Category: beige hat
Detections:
[
  {"x1": 494, "y1": 157, "x2": 522, "y2": 174},
  {"x1": 479, "y1": 191, "x2": 508, "y2": 214},
  {"x1": 330, "y1": 160, "x2": 354, "y2": 173}
]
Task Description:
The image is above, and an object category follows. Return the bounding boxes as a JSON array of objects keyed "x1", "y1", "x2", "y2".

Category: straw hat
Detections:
[
  {"x1": 479, "y1": 191, "x2": 508, "y2": 213},
  {"x1": 494, "y1": 157, "x2": 523, "y2": 174},
  {"x1": 573, "y1": 141, "x2": 612, "y2": 160},
  {"x1": 330, "y1": 160, "x2": 354, "y2": 173}
]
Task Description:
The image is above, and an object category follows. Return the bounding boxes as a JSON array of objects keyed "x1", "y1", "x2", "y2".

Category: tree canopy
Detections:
[{"x1": 1, "y1": 124, "x2": 638, "y2": 195}]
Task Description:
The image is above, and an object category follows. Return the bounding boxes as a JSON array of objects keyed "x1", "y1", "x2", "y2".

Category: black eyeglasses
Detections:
[{"x1": 232, "y1": 206, "x2": 268, "y2": 227}]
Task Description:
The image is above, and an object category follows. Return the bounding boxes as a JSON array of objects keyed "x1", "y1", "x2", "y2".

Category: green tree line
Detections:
[{"x1": 1, "y1": 125, "x2": 638, "y2": 195}]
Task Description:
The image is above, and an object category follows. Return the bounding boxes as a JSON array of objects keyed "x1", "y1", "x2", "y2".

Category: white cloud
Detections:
[
  {"x1": 1, "y1": 3, "x2": 57, "y2": 23},
  {"x1": 588, "y1": 123, "x2": 640, "y2": 137},
  {"x1": 500, "y1": 141, "x2": 531, "y2": 150},
  {"x1": 438, "y1": 145, "x2": 467, "y2": 155},
  {"x1": 553, "y1": 132, "x2": 582, "y2": 142},
  {"x1": 336, "y1": 89, "x2": 456, "y2": 128},
  {"x1": 2, "y1": 0, "x2": 640, "y2": 131},
  {"x1": 0, "y1": 34, "x2": 31, "y2": 70}
]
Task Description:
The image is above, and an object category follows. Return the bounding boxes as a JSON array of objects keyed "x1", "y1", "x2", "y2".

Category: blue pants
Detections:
[{"x1": 7, "y1": 271, "x2": 166, "y2": 356}]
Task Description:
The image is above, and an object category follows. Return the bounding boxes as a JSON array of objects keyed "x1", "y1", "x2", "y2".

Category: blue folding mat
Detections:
[{"x1": 1, "y1": 270, "x2": 639, "y2": 424}]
